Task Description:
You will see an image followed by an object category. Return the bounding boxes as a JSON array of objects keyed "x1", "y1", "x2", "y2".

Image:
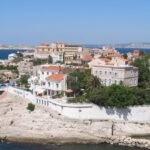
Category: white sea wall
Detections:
[
  {"x1": 113, "y1": 122, "x2": 150, "y2": 136},
  {"x1": 7, "y1": 86, "x2": 150, "y2": 123}
]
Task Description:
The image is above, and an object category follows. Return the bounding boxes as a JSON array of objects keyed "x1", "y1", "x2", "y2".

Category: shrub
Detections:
[
  {"x1": 68, "y1": 96, "x2": 88, "y2": 103},
  {"x1": 27, "y1": 103, "x2": 35, "y2": 112},
  {"x1": 52, "y1": 92, "x2": 64, "y2": 99}
]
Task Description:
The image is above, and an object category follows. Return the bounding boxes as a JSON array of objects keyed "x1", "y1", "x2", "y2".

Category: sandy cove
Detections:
[{"x1": 0, "y1": 92, "x2": 150, "y2": 149}]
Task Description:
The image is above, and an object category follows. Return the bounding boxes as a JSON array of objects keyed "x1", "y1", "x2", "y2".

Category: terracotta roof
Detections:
[
  {"x1": 41, "y1": 66, "x2": 64, "y2": 71},
  {"x1": 117, "y1": 58, "x2": 128, "y2": 61},
  {"x1": 46, "y1": 74, "x2": 65, "y2": 81},
  {"x1": 108, "y1": 53, "x2": 123, "y2": 57},
  {"x1": 82, "y1": 56, "x2": 93, "y2": 61},
  {"x1": 99, "y1": 58, "x2": 111, "y2": 62},
  {"x1": 107, "y1": 49, "x2": 115, "y2": 54}
]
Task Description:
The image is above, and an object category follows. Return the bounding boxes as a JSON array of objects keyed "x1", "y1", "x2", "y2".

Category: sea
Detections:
[
  {"x1": 0, "y1": 143, "x2": 147, "y2": 150},
  {"x1": 0, "y1": 48, "x2": 150, "y2": 60},
  {"x1": 117, "y1": 48, "x2": 150, "y2": 54},
  {"x1": 0, "y1": 49, "x2": 29, "y2": 60}
]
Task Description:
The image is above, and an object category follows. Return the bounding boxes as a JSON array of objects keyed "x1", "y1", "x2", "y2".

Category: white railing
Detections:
[{"x1": 7, "y1": 86, "x2": 150, "y2": 123}]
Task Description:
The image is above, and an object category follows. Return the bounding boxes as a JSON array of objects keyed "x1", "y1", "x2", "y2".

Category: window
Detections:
[
  {"x1": 56, "y1": 83, "x2": 59, "y2": 88},
  {"x1": 99, "y1": 71, "x2": 102, "y2": 75},
  {"x1": 47, "y1": 72, "x2": 49, "y2": 75},
  {"x1": 105, "y1": 71, "x2": 107, "y2": 75},
  {"x1": 48, "y1": 82, "x2": 51, "y2": 86},
  {"x1": 109, "y1": 79, "x2": 111, "y2": 84},
  {"x1": 115, "y1": 72, "x2": 117, "y2": 77},
  {"x1": 115, "y1": 80, "x2": 117, "y2": 84},
  {"x1": 42, "y1": 72, "x2": 44, "y2": 75}
]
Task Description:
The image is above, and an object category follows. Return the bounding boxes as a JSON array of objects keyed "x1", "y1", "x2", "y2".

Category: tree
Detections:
[
  {"x1": 67, "y1": 70, "x2": 89, "y2": 96},
  {"x1": 123, "y1": 53, "x2": 128, "y2": 59},
  {"x1": 132, "y1": 57, "x2": 150, "y2": 88},
  {"x1": 48, "y1": 55, "x2": 53, "y2": 64},
  {"x1": 33, "y1": 59, "x2": 47, "y2": 66},
  {"x1": 86, "y1": 84, "x2": 150, "y2": 108},
  {"x1": 85, "y1": 75, "x2": 102, "y2": 92},
  {"x1": 17, "y1": 75, "x2": 29, "y2": 87}
]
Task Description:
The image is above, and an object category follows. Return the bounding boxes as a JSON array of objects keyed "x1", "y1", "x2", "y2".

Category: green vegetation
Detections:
[
  {"x1": 132, "y1": 56, "x2": 150, "y2": 89},
  {"x1": 56, "y1": 61, "x2": 64, "y2": 64},
  {"x1": 12, "y1": 53, "x2": 24, "y2": 62},
  {"x1": 48, "y1": 55, "x2": 53, "y2": 64},
  {"x1": 33, "y1": 58, "x2": 47, "y2": 66},
  {"x1": 16, "y1": 53, "x2": 23, "y2": 58},
  {"x1": 52, "y1": 92, "x2": 64, "y2": 99},
  {"x1": 27, "y1": 103, "x2": 35, "y2": 112},
  {"x1": 67, "y1": 68, "x2": 150, "y2": 108},
  {"x1": 17, "y1": 75, "x2": 29, "y2": 87},
  {"x1": 123, "y1": 53, "x2": 128, "y2": 59},
  {"x1": 87, "y1": 85, "x2": 150, "y2": 108},
  {"x1": 0, "y1": 65, "x2": 17, "y2": 70},
  {"x1": 67, "y1": 69, "x2": 93, "y2": 96},
  {"x1": 33, "y1": 55, "x2": 53, "y2": 66}
]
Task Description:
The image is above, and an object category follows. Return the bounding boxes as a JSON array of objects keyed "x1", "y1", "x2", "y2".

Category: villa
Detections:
[
  {"x1": 29, "y1": 65, "x2": 67, "y2": 97},
  {"x1": 89, "y1": 57, "x2": 138, "y2": 87}
]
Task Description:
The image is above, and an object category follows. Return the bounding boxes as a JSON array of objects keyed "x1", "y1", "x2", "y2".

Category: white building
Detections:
[
  {"x1": 50, "y1": 52, "x2": 63, "y2": 64},
  {"x1": 30, "y1": 65, "x2": 67, "y2": 97},
  {"x1": 8, "y1": 53, "x2": 17, "y2": 61},
  {"x1": 89, "y1": 57, "x2": 138, "y2": 87},
  {"x1": 45, "y1": 73, "x2": 67, "y2": 96}
]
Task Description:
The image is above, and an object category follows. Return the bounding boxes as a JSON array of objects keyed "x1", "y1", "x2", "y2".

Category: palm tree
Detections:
[{"x1": 85, "y1": 75, "x2": 102, "y2": 92}]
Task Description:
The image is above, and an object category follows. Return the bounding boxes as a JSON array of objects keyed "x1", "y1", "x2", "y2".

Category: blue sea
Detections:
[
  {"x1": 0, "y1": 49, "x2": 28, "y2": 60},
  {"x1": 116, "y1": 48, "x2": 150, "y2": 54},
  {"x1": 0, "y1": 143, "x2": 146, "y2": 150},
  {"x1": 0, "y1": 48, "x2": 150, "y2": 60}
]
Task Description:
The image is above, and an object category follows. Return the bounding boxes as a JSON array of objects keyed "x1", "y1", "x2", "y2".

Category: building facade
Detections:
[
  {"x1": 29, "y1": 65, "x2": 67, "y2": 97},
  {"x1": 34, "y1": 42, "x2": 83, "y2": 64},
  {"x1": 89, "y1": 58, "x2": 138, "y2": 87}
]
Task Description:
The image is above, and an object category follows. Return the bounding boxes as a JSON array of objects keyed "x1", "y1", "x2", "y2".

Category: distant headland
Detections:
[{"x1": 0, "y1": 44, "x2": 35, "y2": 50}]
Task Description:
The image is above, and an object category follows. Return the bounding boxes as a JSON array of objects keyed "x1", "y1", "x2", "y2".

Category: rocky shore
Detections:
[{"x1": 0, "y1": 92, "x2": 150, "y2": 149}]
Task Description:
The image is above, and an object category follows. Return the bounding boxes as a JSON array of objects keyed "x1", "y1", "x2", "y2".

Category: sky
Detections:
[{"x1": 0, "y1": 0, "x2": 150, "y2": 45}]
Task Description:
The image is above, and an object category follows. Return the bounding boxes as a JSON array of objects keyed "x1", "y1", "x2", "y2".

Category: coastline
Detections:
[
  {"x1": 0, "y1": 92, "x2": 150, "y2": 149},
  {"x1": 1, "y1": 135, "x2": 150, "y2": 149}
]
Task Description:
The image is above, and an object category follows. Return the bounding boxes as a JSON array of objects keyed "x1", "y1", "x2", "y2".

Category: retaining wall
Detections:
[{"x1": 7, "y1": 86, "x2": 150, "y2": 123}]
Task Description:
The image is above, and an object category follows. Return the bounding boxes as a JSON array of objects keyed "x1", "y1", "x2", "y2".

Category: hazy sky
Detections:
[{"x1": 0, "y1": 0, "x2": 150, "y2": 45}]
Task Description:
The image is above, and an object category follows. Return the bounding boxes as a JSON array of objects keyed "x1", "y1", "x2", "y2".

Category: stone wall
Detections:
[{"x1": 7, "y1": 86, "x2": 150, "y2": 123}]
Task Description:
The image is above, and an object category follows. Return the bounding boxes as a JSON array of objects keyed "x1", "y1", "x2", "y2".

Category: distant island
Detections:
[
  {"x1": 0, "y1": 44, "x2": 35, "y2": 50},
  {"x1": 1, "y1": 42, "x2": 150, "y2": 50},
  {"x1": 85, "y1": 42, "x2": 150, "y2": 49}
]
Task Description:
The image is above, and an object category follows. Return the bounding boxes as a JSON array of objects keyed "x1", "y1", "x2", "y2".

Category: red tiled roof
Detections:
[
  {"x1": 46, "y1": 74, "x2": 64, "y2": 81},
  {"x1": 99, "y1": 58, "x2": 111, "y2": 62},
  {"x1": 42, "y1": 66, "x2": 65, "y2": 71},
  {"x1": 117, "y1": 58, "x2": 128, "y2": 61},
  {"x1": 82, "y1": 56, "x2": 93, "y2": 61},
  {"x1": 108, "y1": 53, "x2": 123, "y2": 57}
]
